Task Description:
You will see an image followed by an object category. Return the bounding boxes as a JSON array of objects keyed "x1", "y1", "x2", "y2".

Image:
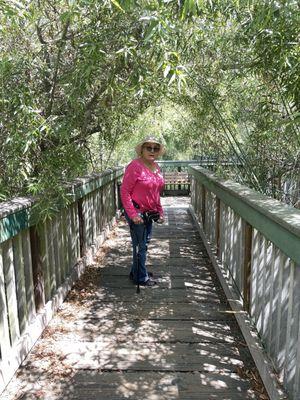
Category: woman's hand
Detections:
[
  {"x1": 132, "y1": 215, "x2": 144, "y2": 224},
  {"x1": 157, "y1": 217, "x2": 164, "y2": 224}
]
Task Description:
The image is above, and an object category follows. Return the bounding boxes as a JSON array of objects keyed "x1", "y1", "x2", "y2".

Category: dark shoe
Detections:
[
  {"x1": 130, "y1": 272, "x2": 161, "y2": 280},
  {"x1": 148, "y1": 271, "x2": 162, "y2": 279},
  {"x1": 139, "y1": 278, "x2": 157, "y2": 287}
]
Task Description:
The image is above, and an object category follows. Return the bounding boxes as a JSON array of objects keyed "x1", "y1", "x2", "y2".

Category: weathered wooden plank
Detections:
[
  {"x1": 41, "y1": 220, "x2": 51, "y2": 303},
  {"x1": 2, "y1": 240, "x2": 20, "y2": 345},
  {"x1": 82, "y1": 196, "x2": 89, "y2": 248},
  {"x1": 92, "y1": 192, "x2": 97, "y2": 243},
  {"x1": 284, "y1": 261, "x2": 300, "y2": 395},
  {"x1": 66, "y1": 301, "x2": 232, "y2": 322},
  {"x1": 269, "y1": 247, "x2": 282, "y2": 361},
  {"x1": 294, "y1": 297, "x2": 300, "y2": 398},
  {"x1": 105, "y1": 254, "x2": 210, "y2": 266},
  {"x1": 30, "y1": 226, "x2": 45, "y2": 311},
  {"x1": 66, "y1": 206, "x2": 73, "y2": 275},
  {"x1": 99, "y1": 275, "x2": 216, "y2": 289},
  {"x1": 99, "y1": 264, "x2": 212, "y2": 277},
  {"x1": 261, "y1": 239, "x2": 273, "y2": 343},
  {"x1": 233, "y1": 214, "x2": 243, "y2": 294},
  {"x1": 252, "y1": 231, "x2": 266, "y2": 335},
  {"x1": 61, "y1": 208, "x2": 69, "y2": 279},
  {"x1": 73, "y1": 201, "x2": 80, "y2": 261},
  {"x1": 0, "y1": 246, "x2": 11, "y2": 362},
  {"x1": 58, "y1": 210, "x2": 66, "y2": 282},
  {"x1": 93, "y1": 189, "x2": 99, "y2": 236},
  {"x1": 98, "y1": 190, "x2": 104, "y2": 233},
  {"x1": 48, "y1": 319, "x2": 243, "y2": 345},
  {"x1": 48, "y1": 218, "x2": 57, "y2": 296},
  {"x1": 29, "y1": 340, "x2": 245, "y2": 372},
  {"x1": 21, "y1": 229, "x2": 35, "y2": 321},
  {"x1": 93, "y1": 287, "x2": 223, "y2": 304},
  {"x1": 243, "y1": 222, "x2": 252, "y2": 311},
  {"x1": 150, "y1": 236, "x2": 204, "y2": 245},
  {"x1": 69, "y1": 371, "x2": 256, "y2": 400},
  {"x1": 53, "y1": 214, "x2": 62, "y2": 287},
  {"x1": 12, "y1": 234, "x2": 27, "y2": 334},
  {"x1": 77, "y1": 198, "x2": 85, "y2": 257},
  {"x1": 275, "y1": 254, "x2": 291, "y2": 373}
]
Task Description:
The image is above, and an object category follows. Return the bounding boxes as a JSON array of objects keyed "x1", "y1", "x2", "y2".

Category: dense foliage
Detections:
[
  {"x1": 1, "y1": 0, "x2": 299, "y2": 208},
  {"x1": 0, "y1": 0, "x2": 168, "y2": 210}
]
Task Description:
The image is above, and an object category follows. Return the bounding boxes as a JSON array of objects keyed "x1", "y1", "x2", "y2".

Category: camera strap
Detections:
[{"x1": 132, "y1": 200, "x2": 140, "y2": 209}]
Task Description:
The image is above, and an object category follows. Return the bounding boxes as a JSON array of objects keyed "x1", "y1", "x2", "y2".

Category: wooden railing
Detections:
[
  {"x1": 0, "y1": 167, "x2": 123, "y2": 394},
  {"x1": 189, "y1": 166, "x2": 300, "y2": 400},
  {"x1": 158, "y1": 161, "x2": 193, "y2": 195},
  {"x1": 158, "y1": 159, "x2": 240, "y2": 196}
]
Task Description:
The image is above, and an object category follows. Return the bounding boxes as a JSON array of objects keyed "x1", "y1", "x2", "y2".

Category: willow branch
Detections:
[{"x1": 46, "y1": 18, "x2": 70, "y2": 117}]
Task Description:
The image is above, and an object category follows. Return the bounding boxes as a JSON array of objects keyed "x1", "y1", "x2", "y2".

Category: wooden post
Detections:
[
  {"x1": 178, "y1": 165, "x2": 182, "y2": 191},
  {"x1": 243, "y1": 222, "x2": 253, "y2": 311},
  {"x1": 0, "y1": 246, "x2": 13, "y2": 352},
  {"x1": 77, "y1": 199, "x2": 85, "y2": 257},
  {"x1": 216, "y1": 198, "x2": 221, "y2": 256},
  {"x1": 12, "y1": 235, "x2": 27, "y2": 334},
  {"x1": 21, "y1": 230, "x2": 36, "y2": 319},
  {"x1": 201, "y1": 184, "x2": 206, "y2": 227},
  {"x1": 30, "y1": 226, "x2": 45, "y2": 311},
  {"x1": 113, "y1": 178, "x2": 119, "y2": 213}
]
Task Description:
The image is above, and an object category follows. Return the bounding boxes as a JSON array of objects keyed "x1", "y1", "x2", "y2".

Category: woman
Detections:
[{"x1": 120, "y1": 136, "x2": 165, "y2": 287}]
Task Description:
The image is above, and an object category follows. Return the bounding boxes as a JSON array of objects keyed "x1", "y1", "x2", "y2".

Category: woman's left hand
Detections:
[
  {"x1": 132, "y1": 215, "x2": 144, "y2": 224},
  {"x1": 157, "y1": 217, "x2": 164, "y2": 224}
]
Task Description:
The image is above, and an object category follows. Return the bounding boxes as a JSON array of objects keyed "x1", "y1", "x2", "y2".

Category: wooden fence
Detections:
[
  {"x1": 158, "y1": 159, "x2": 241, "y2": 196},
  {"x1": 158, "y1": 161, "x2": 194, "y2": 195},
  {"x1": 0, "y1": 167, "x2": 123, "y2": 394},
  {"x1": 189, "y1": 166, "x2": 300, "y2": 400}
]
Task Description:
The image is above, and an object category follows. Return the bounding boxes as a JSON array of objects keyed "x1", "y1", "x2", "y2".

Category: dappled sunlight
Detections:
[
  {"x1": 183, "y1": 277, "x2": 214, "y2": 286},
  {"x1": 116, "y1": 374, "x2": 179, "y2": 400},
  {"x1": 192, "y1": 321, "x2": 238, "y2": 344},
  {"x1": 59, "y1": 341, "x2": 177, "y2": 371},
  {"x1": 1, "y1": 199, "x2": 265, "y2": 399}
]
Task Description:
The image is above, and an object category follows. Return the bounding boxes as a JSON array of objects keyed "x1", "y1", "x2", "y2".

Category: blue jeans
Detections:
[{"x1": 125, "y1": 211, "x2": 152, "y2": 283}]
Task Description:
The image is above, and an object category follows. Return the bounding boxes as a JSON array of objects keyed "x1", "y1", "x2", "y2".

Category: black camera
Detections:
[{"x1": 142, "y1": 211, "x2": 160, "y2": 223}]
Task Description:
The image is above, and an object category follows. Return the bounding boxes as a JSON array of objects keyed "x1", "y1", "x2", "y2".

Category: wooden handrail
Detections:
[
  {"x1": 0, "y1": 167, "x2": 123, "y2": 394},
  {"x1": 189, "y1": 165, "x2": 300, "y2": 400}
]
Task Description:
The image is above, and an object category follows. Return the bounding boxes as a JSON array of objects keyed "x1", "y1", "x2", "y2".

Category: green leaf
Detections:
[
  {"x1": 111, "y1": 0, "x2": 125, "y2": 12},
  {"x1": 163, "y1": 65, "x2": 171, "y2": 78},
  {"x1": 143, "y1": 19, "x2": 159, "y2": 43},
  {"x1": 168, "y1": 72, "x2": 176, "y2": 86}
]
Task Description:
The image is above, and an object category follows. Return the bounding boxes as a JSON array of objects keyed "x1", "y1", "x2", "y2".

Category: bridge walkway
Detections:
[{"x1": 2, "y1": 197, "x2": 267, "y2": 399}]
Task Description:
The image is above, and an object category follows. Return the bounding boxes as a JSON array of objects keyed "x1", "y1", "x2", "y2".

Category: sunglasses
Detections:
[{"x1": 143, "y1": 145, "x2": 160, "y2": 153}]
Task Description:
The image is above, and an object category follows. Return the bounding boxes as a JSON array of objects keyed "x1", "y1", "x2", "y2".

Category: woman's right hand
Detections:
[{"x1": 132, "y1": 215, "x2": 144, "y2": 224}]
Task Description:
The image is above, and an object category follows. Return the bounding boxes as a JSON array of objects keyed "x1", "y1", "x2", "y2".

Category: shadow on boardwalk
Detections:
[{"x1": 2, "y1": 197, "x2": 268, "y2": 400}]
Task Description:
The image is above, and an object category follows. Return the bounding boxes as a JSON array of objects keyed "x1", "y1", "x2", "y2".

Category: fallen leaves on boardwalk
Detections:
[
  {"x1": 66, "y1": 227, "x2": 119, "y2": 304},
  {"x1": 3, "y1": 226, "x2": 120, "y2": 400},
  {"x1": 2, "y1": 211, "x2": 272, "y2": 400},
  {"x1": 236, "y1": 366, "x2": 270, "y2": 400}
]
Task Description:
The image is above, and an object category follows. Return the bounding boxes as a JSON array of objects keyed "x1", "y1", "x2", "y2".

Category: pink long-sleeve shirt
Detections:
[{"x1": 120, "y1": 158, "x2": 165, "y2": 219}]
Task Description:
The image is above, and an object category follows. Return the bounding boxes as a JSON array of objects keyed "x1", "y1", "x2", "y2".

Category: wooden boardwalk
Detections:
[{"x1": 2, "y1": 198, "x2": 266, "y2": 400}]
